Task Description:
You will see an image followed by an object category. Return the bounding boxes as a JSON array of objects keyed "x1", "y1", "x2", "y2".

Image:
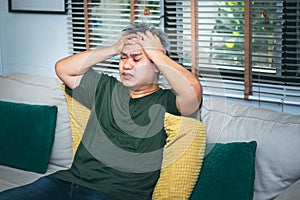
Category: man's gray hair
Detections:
[{"x1": 122, "y1": 22, "x2": 170, "y2": 55}]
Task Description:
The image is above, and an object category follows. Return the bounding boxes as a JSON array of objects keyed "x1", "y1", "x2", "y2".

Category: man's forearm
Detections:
[{"x1": 55, "y1": 46, "x2": 118, "y2": 89}]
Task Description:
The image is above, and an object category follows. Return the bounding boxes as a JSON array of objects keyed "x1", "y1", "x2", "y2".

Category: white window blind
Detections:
[
  {"x1": 67, "y1": 0, "x2": 300, "y2": 107},
  {"x1": 249, "y1": 0, "x2": 300, "y2": 105},
  {"x1": 164, "y1": 0, "x2": 300, "y2": 106}
]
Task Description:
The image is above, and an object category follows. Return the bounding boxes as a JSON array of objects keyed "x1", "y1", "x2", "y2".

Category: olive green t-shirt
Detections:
[{"x1": 53, "y1": 70, "x2": 180, "y2": 200}]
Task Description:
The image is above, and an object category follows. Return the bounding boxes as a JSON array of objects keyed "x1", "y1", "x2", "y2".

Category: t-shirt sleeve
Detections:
[
  {"x1": 71, "y1": 69, "x2": 101, "y2": 109},
  {"x1": 164, "y1": 89, "x2": 202, "y2": 118},
  {"x1": 164, "y1": 89, "x2": 181, "y2": 116}
]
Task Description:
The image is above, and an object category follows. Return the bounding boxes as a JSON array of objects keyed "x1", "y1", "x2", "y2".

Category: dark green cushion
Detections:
[
  {"x1": 189, "y1": 141, "x2": 257, "y2": 200},
  {"x1": 0, "y1": 100, "x2": 58, "y2": 174}
]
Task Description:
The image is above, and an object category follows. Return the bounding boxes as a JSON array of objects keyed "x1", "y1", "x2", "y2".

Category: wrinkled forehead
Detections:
[{"x1": 122, "y1": 43, "x2": 143, "y2": 55}]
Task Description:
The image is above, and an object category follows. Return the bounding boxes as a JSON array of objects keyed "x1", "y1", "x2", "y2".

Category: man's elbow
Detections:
[
  {"x1": 191, "y1": 81, "x2": 203, "y2": 106},
  {"x1": 55, "y1": 59, "x2": 65, "y2": 80},
  {"x1": 54, "y1": 60, "x2": 76, "y2": 89},
  {"x1": 178, "y1": 82, "x2": 203, "y2": 116}
]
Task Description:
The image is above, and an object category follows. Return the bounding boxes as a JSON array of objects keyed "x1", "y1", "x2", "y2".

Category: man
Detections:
[{"x1": 0, "y1": 22, "x2": 202, "y2": 200}]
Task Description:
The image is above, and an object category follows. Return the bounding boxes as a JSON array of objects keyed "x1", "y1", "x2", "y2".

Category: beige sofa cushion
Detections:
[{"x1": 201, "y1": 99, "x2": 300, "y2": 200}]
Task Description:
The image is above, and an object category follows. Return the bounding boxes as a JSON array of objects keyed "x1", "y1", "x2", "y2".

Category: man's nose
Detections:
[{"x1": 123, "y1": 58, "x2": 134, "y2": 70}]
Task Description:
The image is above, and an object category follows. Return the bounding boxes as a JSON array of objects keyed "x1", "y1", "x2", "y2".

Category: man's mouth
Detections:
[{"x1": 122, "y1": 72, "x2": 133, "y2": 80}]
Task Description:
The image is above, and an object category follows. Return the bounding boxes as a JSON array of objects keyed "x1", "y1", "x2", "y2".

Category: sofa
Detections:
[{"x1": 0, "y1": 72, "x2": 300, "y2": 200}]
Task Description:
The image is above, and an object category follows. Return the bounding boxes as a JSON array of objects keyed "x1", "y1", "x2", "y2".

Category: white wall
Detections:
[{"x1": 0, "y1": 0, "x2": 70, "y2": 78}]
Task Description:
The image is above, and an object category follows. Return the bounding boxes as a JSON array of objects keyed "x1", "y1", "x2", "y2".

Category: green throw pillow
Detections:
[
  {"x1": 189, "y1": 141, "x2": 257, "y2": 200},
  {"x1": 0, "y1": 100, "x2": 58, "y2": 174}
]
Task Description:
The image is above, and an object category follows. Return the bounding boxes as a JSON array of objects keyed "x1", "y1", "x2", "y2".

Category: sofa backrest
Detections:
[{"x1": 200, "y1": 99, "x2": 300, "y2": 200}]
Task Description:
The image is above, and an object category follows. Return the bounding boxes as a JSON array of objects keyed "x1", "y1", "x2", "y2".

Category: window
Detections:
[
  {"x1": 164, "y1": 0, "x2": 300, "y2": 106},
  {"x1": 67, "y1": 0, "x2": 300, "y2": 108}
]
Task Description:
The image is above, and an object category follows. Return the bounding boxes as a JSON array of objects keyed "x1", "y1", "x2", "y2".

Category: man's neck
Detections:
[{"x1": 129, "y1": 84, "x2": 160, "y2": 98}]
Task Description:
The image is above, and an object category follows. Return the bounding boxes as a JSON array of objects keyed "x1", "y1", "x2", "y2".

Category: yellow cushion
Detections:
[
  {"x1": 62, "y1": 84, "x2": 90, "y2": 157},
  {"x1": 152, "y1": 112, "x2": 206, "y2": 200}
]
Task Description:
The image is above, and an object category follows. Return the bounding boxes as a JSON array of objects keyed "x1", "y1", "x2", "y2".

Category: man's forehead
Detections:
[{"x1": 122, "y1": 44, "x2": 143, "y2": 54}]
